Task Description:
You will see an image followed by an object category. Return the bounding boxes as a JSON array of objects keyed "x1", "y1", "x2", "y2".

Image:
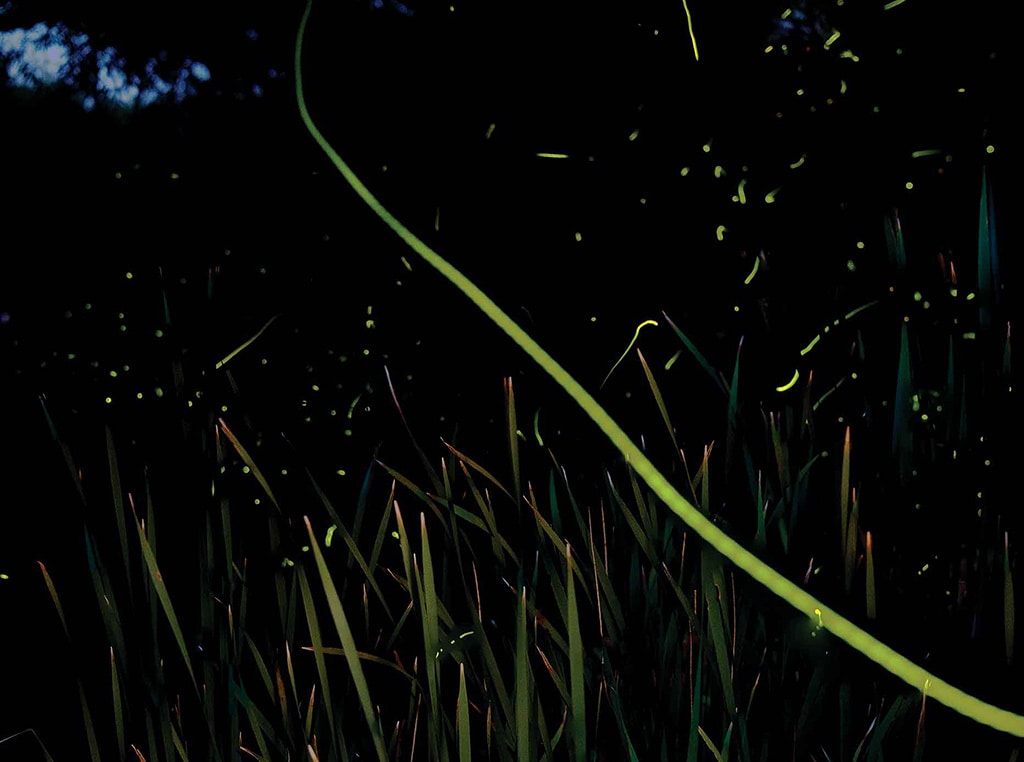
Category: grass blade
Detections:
[
  {"x1": 566, "y1": 543, "x2": 586, "y2": 762},
  {"x1": 303, "y1": 515, "x2": 388, "y2": 762},
  {"x1": 218, "y1": 418, "x2": 280, "y2": 512},
  {"x1": 457, "y1": 663, "x2": 471, "y2": 762},
  {"x1": 516, "y1": 586, "x2": 532, "y2": 762},
  {"x1": 1006, "y1": 532, "x2": 1015, "y2": 665},
  {"x1": 131, "y1": 501, "x2": 198, "y2": 696}
]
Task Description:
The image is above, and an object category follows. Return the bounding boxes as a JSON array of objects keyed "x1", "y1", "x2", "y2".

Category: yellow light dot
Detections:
[
  {"x1": 905, "y1": 181, "x2": 914, "y2": 190},
  {"x1": 986, "y1": 145, "x2": 995, "y2": 154},
  {"x1": 126, "y1": 272, "x2": 133, "y2": 280}
]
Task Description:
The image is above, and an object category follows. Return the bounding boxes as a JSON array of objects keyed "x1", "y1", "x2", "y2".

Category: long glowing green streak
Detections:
[{"x1": 294, "y1": 1, "x2": 1024, "y2": 736}]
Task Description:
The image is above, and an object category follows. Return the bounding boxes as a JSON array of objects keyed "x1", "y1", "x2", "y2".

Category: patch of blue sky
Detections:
[{"x1": 0, "y1": 18, "x2": 210, "y2": 111}]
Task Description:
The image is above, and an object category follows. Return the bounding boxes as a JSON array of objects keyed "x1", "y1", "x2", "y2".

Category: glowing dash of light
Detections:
[
  {"x1": 536, "y1": 152, "x2": 569, "y2": 159},
  {"x1": 716, "y1": 225, "x2": 727, "y2": 241},
  {"x1": 702, "y1": 141, "x2": 712, "y2": 153},
  {"x1": 776, "y1": 369, "x2": 800, "y2": 392},
  {"x1": 680, "y1": 0, "x2": 699, "y2": 61},
  {"x1": 628, "y1": 128, "x2": 639, "y2": 141},
  {"x1": 800, "y1": 335, "x2": 821, "y2": 356},
  {"x1": 824, "y1": 30, "x2": 840, "y2": 48},
  {"x1": 840, "y1": 79, "x2": 847, "y2": 94},
  {"x1": 680, "y1": 167, "x2": 690, "y2": 176},
  {"x1": 347, "y1": 394, "x2": 362, "y2": 419},
  {"x1": 883, "y1": 0, "x2": 907, "y2": 8},
  {"x1": 325, "y1": 524, "x2": 337, "y2": 547},
  {"x1": 737, "y1": 178, "x2": 748, "y2": 204},
  {"x1": 665, "y1": 350, "x2": 681, "y2": 371},
  {"x1": 574, "y1": 232, "x2": 582, "y2": 242},
  {"x1": 911, "y1": 149, "x2": 943, "y2": 158},
  {"x1": 789, "y1": 154, "x2": 806, "y2": 169},
  {"x1": 743, "y1": 256, "x2": 759, "y2": 284},
  {"x1": 765, "y1": 187, "x2": 781, "y2": 204},
  {"x1": 485, "y1": 123, "x2": 495, "y2": 139},
  {"x1": 533, "y1": 409, "x2": 544, "y2": 446}
]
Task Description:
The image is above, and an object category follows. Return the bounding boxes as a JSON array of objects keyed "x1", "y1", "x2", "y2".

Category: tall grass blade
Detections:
[
  {"x1": 866, "y1": 530, "x2": 877, "y2": 620},
  {"x1": 516, "y1": 587, "x2": 533, "y2": 762},
  {"x1": 977, "y1": 166, "x2": 1001, "y2": 329},
  {"x1": 104, "y1": 426, "x2": 134, "y2": 604},
  {"x1": 217, "y1": 418, "x2": 280, "y2": 512},
  {"x1": 37, "y1": 562, "x2": 102, "y2": 762},
  {"x1": 130, "y1": 501, "x2": 198, "y2": 696},
  {"x1": 884, "y1": 209, "x2": 907, "y2": 272},
  {"x1": 111, "y1": 646, "x2": 126, "y2": 762},
  {"x1": 702, "y1": 548, "x2": 736, "y2": 715},
  {"x1": 662, "y1": 312, "x2": 728, "y2": 395},
  {"x1": 298, "y1": 567, "x2": 339, "y2": 757},
  {"x1": 638, "y1": 348, "x2": 682, "y2": 459},
  {"x1": 566, "y1": 543, "x2": 586, "y2": 762},
  {"x1": 1006, "y1": 532, "x2": 1015, "y2": 665},
  {"x1": 506, "y1": 377, "x2": 522, "y2": 507},
  {"x1": 457, "y1": 663, "x2": 471, "y2": 762},
  {"x1": 840, "y1": 426, "x2": 851, "y2": 569},
  {"x1": 845, "y1": 490, "x2": 859, "y2": 596},
  {"x1": 303, "y1": 515, "x2": 388, "y2": 762},
  {"x1": 892, "y1": 323, "x2": 913, "y2": 484},
  {"x1": 417, "y1": 512, "x2": 446, "y2": 761}
]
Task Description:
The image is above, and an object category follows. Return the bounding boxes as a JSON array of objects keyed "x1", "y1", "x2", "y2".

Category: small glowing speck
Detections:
[
  {"x1": 126, "y1": 272, "x2": 134, "y2": 280},
  {"x1": 856, "y1": 241, "x2": 865, "y2": 250},
  {"x1": 337, "y1": 469, "x2": 347, "y2": 476},
  {"x1": 105, "y1": 397, "x2": 113, "y2": 404},
  {"x1": 847, "y1": 260, "x2": 856, "y2": 272},
  {"x1": 714, "y1": 165, "x2": 725, "y2": 178},
  {"x1": 574, "y1": 232, "x2": 582, "y2": 242},
  {"x1": 628, "y1": 129, "x2": 639, "y2": 141},
  {"x1": 913, "y1": 291, "x2": 922, "y2": 302},
  {"x1": 716, "y1": 225, "x2": 727, "y2": 241},
  {"x1": 905, "y1": 181, "x2": 914, "y2": 190},
  {"x1": 485, "y1": 123, "x2": 495, "y2": 139},
  {"x1": 680, "y1": 167, "x2": 690, "y2": 176},
  {"x1": 136, "y1": 392, "x2": 144, "y2": 400},
  {"x1": 109, "y1": 370, "x2": 118, "y2": 378},
  {"x1": 242, "y1": 466, "x2": 251, "y2": 474},
  {"x1": 986, "y1": 145, "x2": 995, "y2": 154}
]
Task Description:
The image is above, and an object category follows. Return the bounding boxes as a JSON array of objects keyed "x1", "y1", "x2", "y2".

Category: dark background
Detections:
[{"x1": 1, "y1": 0, "x2": 1016, "y2": 757}]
